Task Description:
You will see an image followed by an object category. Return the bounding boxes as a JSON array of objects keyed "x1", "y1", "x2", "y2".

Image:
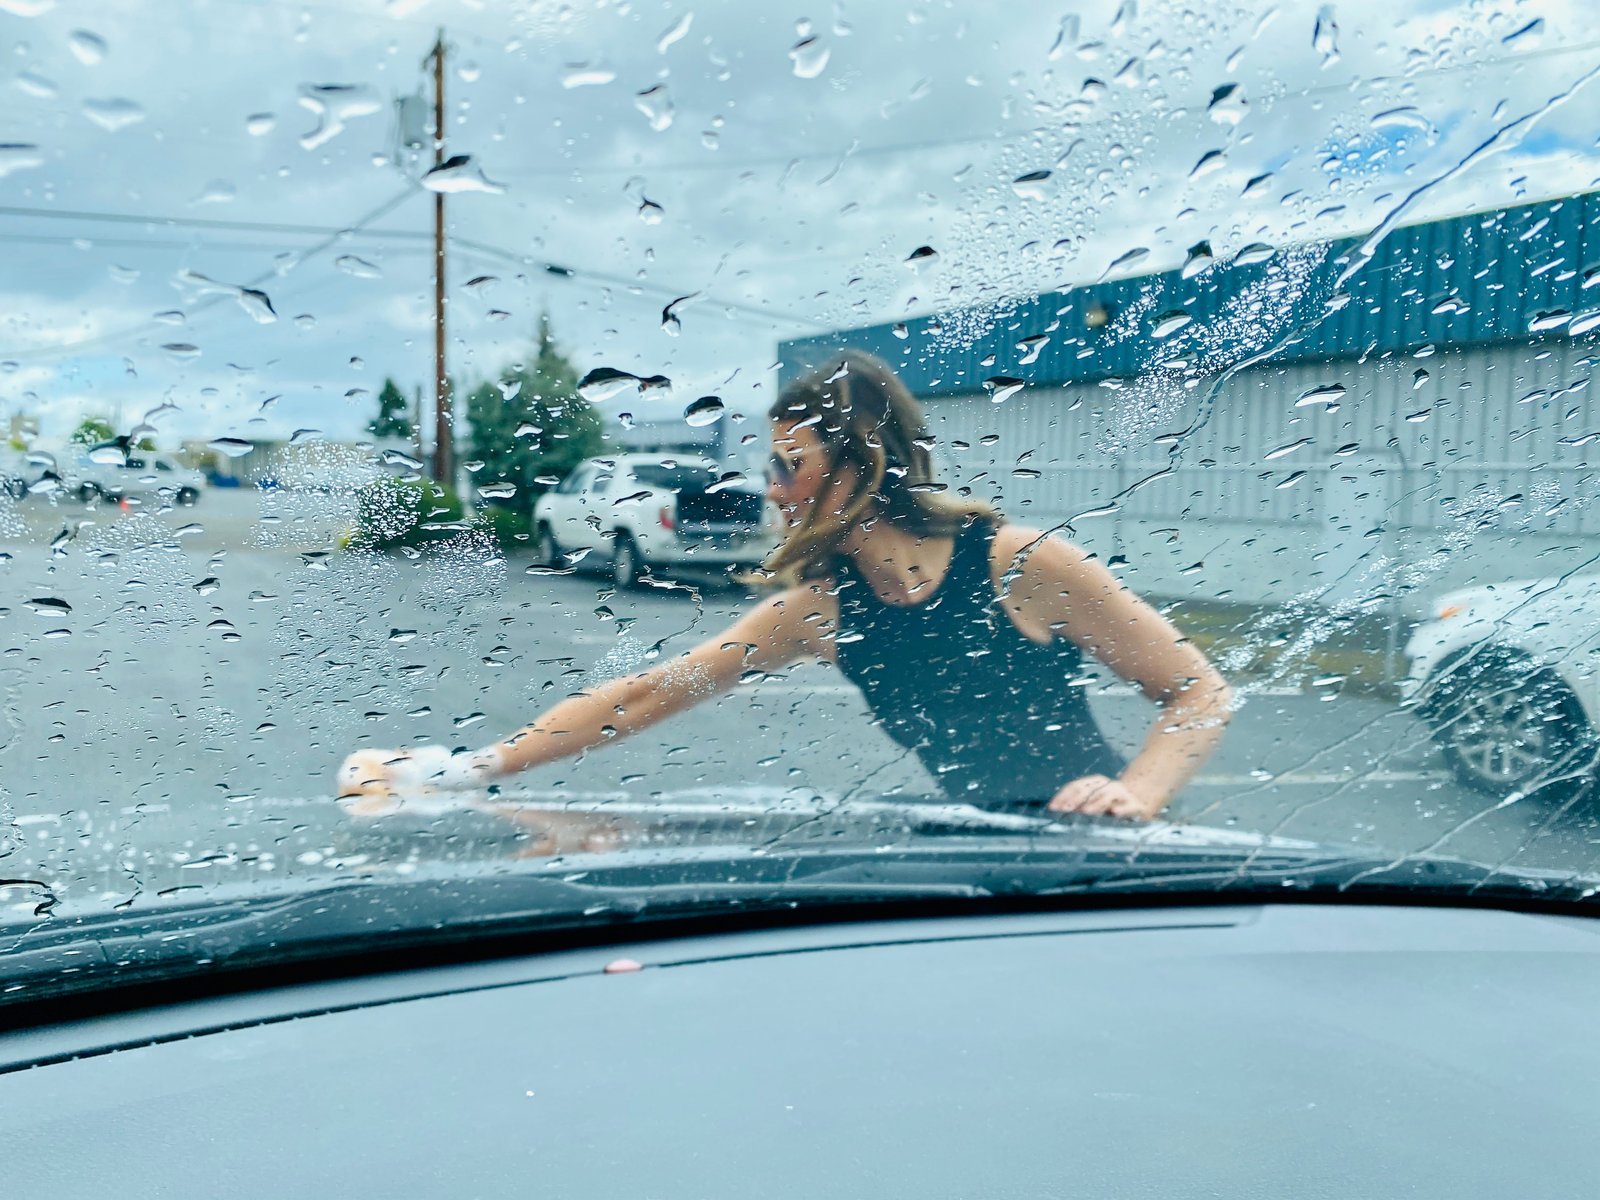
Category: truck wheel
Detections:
[
  {"x1": 612, "y1": 534, "x2": 646, "y2": 589},
  {"x1": 77, "y1": 482, "x2": 100, "y2": 504},
  {"x1": 176, "y1": 487, "x2": 199, "y2": 506}
]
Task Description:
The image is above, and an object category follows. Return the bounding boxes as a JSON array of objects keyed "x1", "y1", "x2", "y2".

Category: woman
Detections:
[{"x1": 340, "y1": 350, "x2": 1233, "y2": 820}]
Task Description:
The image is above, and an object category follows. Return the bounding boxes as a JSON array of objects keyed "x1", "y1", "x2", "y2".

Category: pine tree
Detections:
[
  {"x1": 464, "y1": 314, "x2": 605, "y2": 515},
  {"x1": 368, "y1": 377, "x2": 413, "y2": 441}
]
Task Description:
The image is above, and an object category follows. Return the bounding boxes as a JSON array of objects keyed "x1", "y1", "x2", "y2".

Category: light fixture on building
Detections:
[{"x1": 1084, "y1": 300, "x2": 1113, "y2": 330}]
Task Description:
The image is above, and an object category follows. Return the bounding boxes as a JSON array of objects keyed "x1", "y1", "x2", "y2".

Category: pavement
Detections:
[{"x1": 1, "y1": 485, "x2": 1596, "y2": 915}]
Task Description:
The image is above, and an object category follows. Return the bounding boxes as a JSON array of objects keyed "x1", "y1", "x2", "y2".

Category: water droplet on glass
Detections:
[
  {"x1": 335, "y1": 254, "x2": 382, "y2": 278},
  {"x1": 1276, "y1": 470, "x2": 1308, "y2": 489},
  {"x1": 1189, "y1": 149, "x2": 1226, "y2": 179},
  {"x1": 464, "y1": 274, "x2": 497, "y2": 294},
  {"x1": 1102, "y1": 247, "x2": 1149, "y2": 279},
  {"x1": 892, "y1": 323, "x2": 909, "y2": 339},
  {"x1": 236, "y1": 288, "x2": 276, "y2": 323},
  {"x1": 422, "y1": 154, "x2": 505, "y2": 194},
  {"x1": 1010, "y1": 169, "x2": 1051, "y2": 200},
  {"x1": 1502, "y1": 17, "x2": 1543, "y2": 46},
  {"x1": 67, "y1": 29, "x2": 107, "y2": 64},
  {"x1": 634, "y1": 84, "x2": 674, "y2": 131},
  {"x1": 1312, "y1": 5, "x2": 1340, "y2": 68},
  {"x1": 15, "y1": 69, "x2": 57, "y2": 98},
  {"x1": 297, "y1": 83, "x2": 382, "y2": 151},
  {"x1": 984, "y1": 376, "x2": 1025, "y2": 404},
  {"x1": 1569, "y1": 310, "x2": 1600, "y2": 337},
  {"x1": 381, "y1": 448, "x2": 425, "y2": 470},
  {"x1": 456, "y1": 61, "x2": 480, "y2": 83},
  {"x1": 1264, "y1": 438, "x2": 1311, "y2": 461},
  {"x1": 789, "y1": 34, "x2": 830, "y2": 78},
  {"x1": 1017, "y1": 334, "x2": 1049, "y2": 365},
  {"x1": 562, "y1": 63, "x2": 615, "y2": 88},
  {"x1": 1181, "y1": 241, "x2": 1214, "y2": 278},
  {"x1": 604, "y1": 958, "x2": 643, "y2": 974},
  {"x1": 657, "y1": 12, "x2": 692, "y2": 52},
  {"x1": 1047, "y1": 14, "x2": 1080, "y2": 60},
  {"x1": 1234, "y1": 242, "x2": 1274, "y2": 266},
  {"x1": 87, "y1": 441, "x2": 125, "y2": 466},
  {"x1": 1152, "y1": 310, "x2": 1192, "y2": 338},
  {"x1": 661, "y1": 293, "x2": 694, "y2": 335},
  {"x1": 246, "y1": 112, "x2": 276, "y2": 135},
  {"x1": 0, "y1": 143, "x2": 43, "y2": 177},
  {"x1": 162, "y1": 342, "x2": 201, "y2": 359},
  {"x1": 1529, "y1": 309, "x2": 1571, "y2": 333},
  {"x1": 208, "y1": 437, "x2": 253, "y2": 458},
  {"x1": 477, "y1": 481, "x2": 517, "y2": 500},
  {"x1": 82, "y1": 97, "x2": 145, "y2": 131},
  {"x1": 904, "y1": 245, "x2": 938, "y2": 268},
  {"x1": 1295, "y1": 383, "x2": 1346, "y2": 408},
  {"x1": 26, "y1": 597, "x2": 71, "y2": 615},
  {"x1": 1371, "y1": 106, "x2": 1431, "y2": 134},
  {"x1": 637, "y1": 197, "x2": 664, "y2": 224},
  {"x1": 1207, "y1": 83, "x2": 1247, "y2": 125},
  {"x1": 684, "y1": 395, "x2": 725, "y2": 427},
  {"x1": 193, "y1": 576, "x2": 220, "y2": 595},
  {"x1": 706, "y1": 471, "x2": 748, "y2": 493},
  {"x1": 577, "y1": 368, "x2": 671, "y2": 403}
]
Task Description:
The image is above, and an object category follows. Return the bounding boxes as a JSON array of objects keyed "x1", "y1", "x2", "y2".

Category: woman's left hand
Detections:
[{"x1": 1047, "y1": 774, "x2": 1162, "y2": 821}]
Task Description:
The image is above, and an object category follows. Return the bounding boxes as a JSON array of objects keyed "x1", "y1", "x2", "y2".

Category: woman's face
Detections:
[{"x1": 768, "y1": 419, "x2": 839, "y2": 526}]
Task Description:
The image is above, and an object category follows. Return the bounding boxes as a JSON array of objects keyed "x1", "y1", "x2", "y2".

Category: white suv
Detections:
[
  {"x1": 532, "y1": 454, "x2": 777, "y2": 588},
  {"x1": 1402, "y1": 575, "x2": 1600, "y2": 799}
]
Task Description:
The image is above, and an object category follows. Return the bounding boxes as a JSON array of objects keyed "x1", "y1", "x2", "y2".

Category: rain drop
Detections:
[
  {"x1": 0, "y1": 144, "x2": 43, "y2": 177},
  {"x1": 904, "y1": 245, "x2": 939, "y2": 268},
  {"x1": 1295, "y1": 383, "x2": 1346, "y2": 408},
  {"x1": 1234, "y1": 242, "x2": 1275, "y2": 266},
  {"x1": 67, "y1": 29, "x2": 107, "y2": 64},
  {"x1": 1189, "y1": 149, "x2": 1226, "y2": 179},
  {"x1": 561, "y1": 63, "x2": 615, "y2": 88},
  {"x1": 478, "y1": 481, "x2": 517, "y2": 500},
  {"x1": 789, "y1": 34, "x2": 830, "y2": 79},
  {"x1": 634, "y1": 85, "x2": 674, "y2": 131},
  {"x1": 984, "y1": 376, "x2": 1025, "y2": 404},
  {"x1": 208, "y1": 437, "x2": 254, "y2": 458},
  {"x1": 578, "y1": 367, "x2": 672, "y2": 403},
  {"x1": 1010, "y1": 169, "x2": 1052, "y2": 200},
  {"x1": 25, "y1": 597, "x2": 71, "y2": 615},
  {"x1": 422, "y1": 154, "x2": 505, "y2": 194},
  {"x1": 684, "y1": 395, "x2": 725, "y2": 427},
  {"x1": 246, "y1": 112, "x2": 276, "y2": 135},
  {"x1": 892, "y1": 322, "x2": 909, "y2": 339},
  {"x1": 335, "y1": 255, "x2": 382, "y2": 278},
  {"x1": 14, "y1": 70, "x2": 57, "y2": 99},
  {"x1": 162, "y1": 342, "x2": 201, "y2": 359},
  {"x1": 657, "y1": 13, "x2": 692, "y2": 53},
  {"x1": 1502, "y1": 17, "x2": 1543, "y2": 46},
  {"x1": 1207, "y1": 83, "x2": 1247, "y2": 125},
  {"x1": 637, "y1": 197, "x2": 664, "y2": 224},
  {"x1": 1181, "y1": 240, "x2": 1214, "y2": 278},
  {"x1": 1152, "y1": 310, "x2": 1192, "y2": 338},
  {"x1": 1371, "y1": 106, "x2": 1431, "y2": 134},
  {"x1": 1312, "y1": 5, "x2": 1340, "y2": 68},
  {"x1": 1102, "y1": 247, "x2": 1149, "y2": 278},
  {"x1": 87, "y1": 441, "x2": 126, "y2": 466},
  {"x1": 82, "y1": 97, "x2": 145, "y2": 131}
]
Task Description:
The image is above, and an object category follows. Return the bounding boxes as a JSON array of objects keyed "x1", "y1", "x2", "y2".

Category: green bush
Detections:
[
  {"x1": 349, "y1": 477, "x2": 468, "y2": 550},
  {"x1": 475, "y1": 501, "x2": 532, "y2": 544}
]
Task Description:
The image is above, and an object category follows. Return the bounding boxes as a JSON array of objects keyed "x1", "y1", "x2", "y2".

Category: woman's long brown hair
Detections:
[{"x1": 761, "y1": 349, "x2": 996, "y2": 584}]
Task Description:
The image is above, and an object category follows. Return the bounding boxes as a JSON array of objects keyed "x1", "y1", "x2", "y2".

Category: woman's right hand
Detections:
[{"x1": 336, "y1": 744, "x2": 502, "y2": 813}]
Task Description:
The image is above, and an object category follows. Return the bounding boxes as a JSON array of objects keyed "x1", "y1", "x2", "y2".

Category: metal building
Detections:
[{"x1": 778, "y1": 190, "x2": 1600, "y2": 621}]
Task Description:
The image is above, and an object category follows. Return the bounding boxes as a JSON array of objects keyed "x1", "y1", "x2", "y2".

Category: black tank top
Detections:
[{"x1": 831, "y1": 518, "x2": 1127, "y2": 808}]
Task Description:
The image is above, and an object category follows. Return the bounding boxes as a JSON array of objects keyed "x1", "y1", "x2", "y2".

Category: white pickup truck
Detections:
[{"x1": 532, "y1": 454, "x2": 777, "y2": 587}]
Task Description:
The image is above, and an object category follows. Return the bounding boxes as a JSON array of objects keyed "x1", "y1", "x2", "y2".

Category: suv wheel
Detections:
[
  {"x1": 535, "y1": 523, "x2": 562, "y2": 568},
  {"x1": 612, "y1": 535, "x2": 645, "y2": 589},
  {"x1": 1423, "y1": 652, "x2": 1596, "y2": 798}
]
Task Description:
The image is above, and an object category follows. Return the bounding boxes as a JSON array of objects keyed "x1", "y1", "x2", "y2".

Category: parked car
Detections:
[
  {"x1": 0, "y1": 448, "x2": 56, "y2": 499},
  {"x1": 1402, "y1": 576, "x2": 1600, "y2": 798},
  {"x1": 533, "y1": 454, "x2": 777, "y2": 588},
  {"x1": 70, "y1": 452, "x2": 204, "y2": 506}
]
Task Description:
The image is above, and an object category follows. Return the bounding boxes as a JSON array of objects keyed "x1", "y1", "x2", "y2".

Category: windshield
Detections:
[{"x1": 4, "y1": 0, "x2": 1599, "y2": 970}]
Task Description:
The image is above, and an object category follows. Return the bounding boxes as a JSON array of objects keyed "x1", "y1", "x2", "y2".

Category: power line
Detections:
[
  {"x1": 0, "y1": 186, "x2": 423, "y2": 360},
  {"x1": 0, "y1": 204, "x2": 429, "y2": 242}
]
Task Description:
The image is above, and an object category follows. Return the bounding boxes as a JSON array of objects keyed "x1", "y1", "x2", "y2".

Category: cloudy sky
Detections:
[{"x1": 1, "y1": 0, "x2": 1595, "y2": 462}]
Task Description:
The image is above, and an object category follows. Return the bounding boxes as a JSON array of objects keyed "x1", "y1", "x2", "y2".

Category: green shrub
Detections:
[
  {"x1": 350, "y1": 477, "x2": 468, "y2": 550},
  {"x1": 475, "y1": 502, "x2": 532, "y2": 544}
]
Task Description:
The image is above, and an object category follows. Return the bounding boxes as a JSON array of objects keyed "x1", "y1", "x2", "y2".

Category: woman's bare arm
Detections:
[
  {"x1": 489, "y1": 584, "x2": 835, "y2": 775},
  {"x1": 992, "y1": 525, "x2": 1234, "y2": 817}
]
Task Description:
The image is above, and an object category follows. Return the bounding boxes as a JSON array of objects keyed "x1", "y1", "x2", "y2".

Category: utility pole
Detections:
[
  {"x1": 428, "y1": 28, "x2": 452, "y2": 486},
  {"x1": 411, "y1": 384, "x2": 424, "y2": 461}
]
